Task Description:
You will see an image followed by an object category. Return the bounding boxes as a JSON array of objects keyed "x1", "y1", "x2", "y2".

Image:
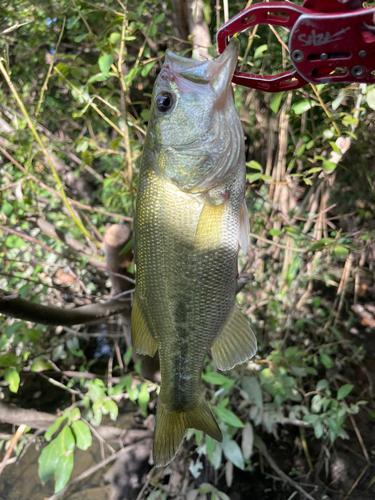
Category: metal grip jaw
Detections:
[{"x1": 216, "y1": 1, "x2": 375, "y2": 92}]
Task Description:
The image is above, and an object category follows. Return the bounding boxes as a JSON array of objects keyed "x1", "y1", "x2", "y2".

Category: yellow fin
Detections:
[
  {"x1": 131, "y1": 294, "x2": 158, "y2": 357},
  {"x1": 153, "y1": 397, "x2": 222, "y2": 467},
  {"x1": 211, "y1": 305, "x2": 257, "y2": 371},
  {"x1": 195, "y1": 200, "x2": 226, "y2": 250}
]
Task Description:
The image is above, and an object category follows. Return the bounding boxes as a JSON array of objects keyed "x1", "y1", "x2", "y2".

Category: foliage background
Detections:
[{"x1": 1, "y1": 0, "x2": 375, "y2": 499}]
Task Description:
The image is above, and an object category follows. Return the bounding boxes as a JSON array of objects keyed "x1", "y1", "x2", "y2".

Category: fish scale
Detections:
[{"x1": 131, "y1": 40, "x2": 257, "y2": 467}]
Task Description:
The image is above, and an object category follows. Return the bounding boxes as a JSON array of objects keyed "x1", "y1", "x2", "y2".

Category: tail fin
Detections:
[{"x1": 153, "y1": 397, "x2": 222, "y2": 467}]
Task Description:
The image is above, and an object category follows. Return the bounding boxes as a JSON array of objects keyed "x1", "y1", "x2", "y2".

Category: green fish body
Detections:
[{"x1": 131, "y1": 40, "x2": 257, "y2": 467}]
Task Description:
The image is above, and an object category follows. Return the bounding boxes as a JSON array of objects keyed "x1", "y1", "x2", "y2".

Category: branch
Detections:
[
  {"x1": 0, "y1": 289, "x2": 129, "y2": 325},
  {"x1": 0, "y1": 402, "x2": 152, "y2": 444},
  {"x1": 0, "y1": 142, "x2": 132, "y2": 221}
]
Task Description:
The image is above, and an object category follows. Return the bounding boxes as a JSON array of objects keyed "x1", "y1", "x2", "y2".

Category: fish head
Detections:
[{"x1": 146, "y1": 40, "x2": 243, "y2": 192}]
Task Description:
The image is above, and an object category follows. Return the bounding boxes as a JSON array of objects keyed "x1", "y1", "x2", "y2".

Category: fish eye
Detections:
[{"x1": 156, "y1": 92, "x2": 174, "y2": 113}]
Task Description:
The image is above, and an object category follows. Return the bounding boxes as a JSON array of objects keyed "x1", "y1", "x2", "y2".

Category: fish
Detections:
[{"x1": 131, "y1": 39, "x2": 257, "y2": 467}]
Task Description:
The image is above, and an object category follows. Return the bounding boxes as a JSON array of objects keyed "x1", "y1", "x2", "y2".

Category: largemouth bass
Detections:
[{"x1": 131, "y1": 40, "x2": 257, "y2": 467}]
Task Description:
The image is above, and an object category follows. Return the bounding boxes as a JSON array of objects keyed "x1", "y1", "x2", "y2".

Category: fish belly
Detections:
[{"x1": 135, "y1": 167, "x2": 239, "y2": 408}]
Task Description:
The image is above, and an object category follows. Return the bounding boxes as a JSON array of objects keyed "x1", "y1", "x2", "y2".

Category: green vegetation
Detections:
[{"x1": 1, "y1": 1, "x2": 375, "y2": 499}]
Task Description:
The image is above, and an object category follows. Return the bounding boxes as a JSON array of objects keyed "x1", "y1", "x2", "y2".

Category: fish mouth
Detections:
[{"x1": 163, "y1": 39, "x2": 239, "y2": 90}]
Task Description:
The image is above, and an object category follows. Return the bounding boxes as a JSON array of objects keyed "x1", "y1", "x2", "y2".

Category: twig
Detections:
[
  {"x1": 0, "y1": 225, "x2": 66, "y2": 258},
  {"x1": 81, "y1": 418, "x2": 115, "y2": 455},
  {"x1": 310, "y1": 84, "x2": 340, "y2": 136},
  {"x1": 300, "y1": 426, "x2": 314, "y2": 473},
  {"x1": 349, "y1": 414, "x2": 370, "y2": 464},
  {"x1": 343, "y1": 465, "x2": 369, "y2": 500},
  {"x1": 45, "y1": 438, "x2": 152, "y2": 500},
  {"x1": 0, "y1": 288, "x2": 129, "y2": 325},
  {"x1": 249, "y1": 232, "x2": 307, "y2": 253},
  {"x1": 0, "y1": 144, "x2": 132, "y2": 221},
  {"x1": 135, "y1": 466, "x2": 156, "y2": 500},
  {"x1": 35, "y1": 18, "x2": 66, "y2": 117},
  {"x1": 38, "y1": 373, "x2": 83, "y2": 398},
  {"x1": 17, "y1": 428, "x2": 44, "y2": 462},
  {"x1": 260, "y1": 446, "x2": 316, "y2": 500},
  {"x1": 117, "y1": 6, "x2": 135, "y2": 217},
  {"x1": 0, "y1": 59, "x2": 96, "y2": 243},
  {"x1": 0, "y1": 424, "x2": 28, "y2": 475}
]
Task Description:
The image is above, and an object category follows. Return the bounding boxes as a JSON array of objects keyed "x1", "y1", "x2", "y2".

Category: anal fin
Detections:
[
  {"x1": 211, "y1": 304, "x2": 257, "y2": 371},
  {"x1": 153, "y1": 396, "x2": 222, "y2": 467},
  {"x1": 131, "y1": 294, "x2": 158, "y2": 357}
]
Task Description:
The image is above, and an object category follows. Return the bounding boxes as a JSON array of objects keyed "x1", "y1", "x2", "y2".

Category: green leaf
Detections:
[
  {"x1": 38, "y1": 439, "x2": 60, "y2": 484},
  {"x1": 323, "y1": 129, "x2": 334, "y2": 139},
  {"x1": 45, "y1": 416, "x2": 67, "y2": 442},
  {"x1": 334, "y1": 246, "x2": 349, "y2": 260},
  {"x1": 329, "y1": 141, "x2": 341, "y2": 155},
  {"x1": 105, "y1": 399, "x2": 119, "y2": 421},
  {"x1": 154, "y1": 13, "x2": 165, "y2": 24},
  {"x1": 5, "y1": 235, "x2": 25, "y2": 248},
  {"x1": 337, "y1": 384, "x2": 354, "y2": 400},
  {"x1": 211, "y1": 443, "x2": 223, "y2": 469},
  {"x1": 296, "y1": 144, "x2": 306, "y2": 157},
  {"x1": 332, "y1": 91, "x2": 345, "y2": 110},
  {"x1": 109, "y1": 32, "x2": 121, "y2": 44},
  {"x1": 270, "y1": 92, "x2": 284, "y2": 114},
  {"x1": 31, "y1": 356, "x2": 52, "y2": 372},
  {"x1": 202, "y1": 372, "x2": 234, "y2": 389},
  {"x1": 71, "y1": 421, "x2": 92, "y2": 450},
  {"x1": 0, "y1": 353, "x2": 20, "y2": 368},
  {"x1": 4, "y1": 368, "x2": 20, "y2": 393},
  {"x1": 123, "y1": 347, "x2": 133, "y2": 366},
  {"x1": 313, "y1": 420, "x2": 324, "y2": 439},
  {"x1": 320, "y1": 353, "x2": 333, "y2": 369},
  {"x1": 222, "y1": 436, "x2": 245, "y2": 470},
  {"x1": 54, "y1": 452, "x2": 74, "y2": 493},
  {"x1": 69, "y1": 407, "x2": 81, "y2": 421},
  {"x1": 311, "y1": 394, "x2": 322, "y2": 413},
  {"x1": 98, "y1": 54, "x2": 114, "y2": 76},
  {"x1": 366, "y1": 89, "x2": 375, "y2": 110},
  {"x1": 108, "y1": 374, "x2": 132, "y2": 395},
  {"x1": 246, "y1": 173, "x2": 262, "y2": 183},
  {"x1": 254, "y1": 44, "x2": 267, "y2": 59},
  {"x1": 269, "y1": 229, "x2": 282, "y2": 236},
  {"x1": 56, "y1": 425, "x2": 75, "y2": 453},
  {"x1": 322, "y1": 160, "x2": 337, "y2": 173},
  {"x1": 215, "y1": 406, "x2": 244, "y2": 428},
  {"x1": 292, "y1": 100, "x2": 317, "y2": 115},
  {"x1": 303, "y1": 414, "x2": 319, "y2": 424},
  {"x1": 141, "y1": 61, "x2": 157, "y2": 77},
  {"x1": 205, "y1": 434, "x2": 216, "y2": 462},
  {"x1": 119, "y1": 239, "x2": 133, "y2": 255},
  {"x1": 87, "y1": 73, "x2": 109, "y2": 84},
  {"x1": 246, "y1": 160, "x2": 262, "y2": 171},
  {"x1": 67, "y1": 15, "x2": 79, "y2": 29},
  {"x1": 137, "y1": 383, "x2": 150, "y2": 416},
  {"x1": 74, "y1": 33, "x2": 87, "y2": 43},
  {"x1": 1, "y1": 201, "x2": 13, "y2": 217},
  {"x1": 241, "y1": 376, "x2": 263, "y2": 410},
  {"x1": 316, "y1": 379, "x2": 329, "y2": 392}
]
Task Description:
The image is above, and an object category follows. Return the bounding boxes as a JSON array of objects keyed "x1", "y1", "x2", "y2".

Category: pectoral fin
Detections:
[
  {"x1": 211, "y1": 305, "x2": 257, "y2": 371},
  {"x1": 195, "y1": 199, "x2": 227, "y2": 250},
  {"x1": 131, "y1": 294, "x2": 158, "y2": 357}
]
